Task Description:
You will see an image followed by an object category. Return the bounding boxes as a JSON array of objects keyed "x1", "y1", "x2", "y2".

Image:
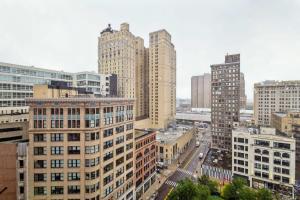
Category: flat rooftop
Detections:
[{"x1": 156, "y1": 127, "x2": 192, "y2": 145}]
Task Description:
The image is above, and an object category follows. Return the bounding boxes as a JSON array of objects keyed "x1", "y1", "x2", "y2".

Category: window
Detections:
[
  {"x1": 282, "y1": 168, "x2": 290, "y2": 175},
  {"x1": 68, "y1": 108, "x2": 80, "y2": 128},
  {"x1": 103, "y1": 151, "x2": 113, "y2": 161},
  {"x1": 51, "y1": 108, "x2": 64, "y2": 128},
  {"x1": 34, "y1": 160, "x2": 46, "y2": 168},
  {"x1": 274, "y1": 142, "x2": 290, "y2": 150},
  {"x1": 51, "y1": 173, "x2": 64, "y2": 181},
  {"x1": 34, "y1": 173, "x2": 47, "y2": 182},
  {"x1": 116, "y1": 126, "x2": 124, "y2": 134},
  {"x1": 282, "y1": 177, "x2": 290, "y2": 183},
  {"x1": 34, "y1": 147, "x2": 46, "y2": 155},
  {"x1": 85, "y1": 157, "x2": 100, "y2": 167},
  {"x1": 68, "y1": 172, "x2": 80, "y2": 181},
  {"x1": 68, "y1": 146, "x2": 80, "y2": 154},
  {"x1": 51, "y1": 133, "x2": 63, "y2": 142},
  {"x1": 51, "y1": 186, "x2": 64, "y2": 195},
  {"x1": 116, "y1": 146, "x2": 124, "y2": 155},
  {"x1": 116, "y1": 157, "x2": 124, "y2": 166},
  {"x1": 85, "y1": 132, "x2": 99, "y2": 141},
  {"x1": 85, "y1": 145, "x2": 99, "y2": 154},
  {"x1": 116, "y1": 136, "x2": 124, "y2": 145},
  {"x1": 104, "y1": 162, "x2": 113, "y2": 173},
  {"x1": 34, "y1": 134, "x2": 46, "y2": 142},
  {"x1": 68, "y1": 185, "x2": 80, "y2": 194},
  {"x1": 103, "y1": 128, "x2": 113, "y2": 137},
  {"x1": 104, "y1": 185, "x2": 113, "y2": 197},
  {"x1": 85, "y1": 108, "x2": 100, "y2": 128},
  {"x1": 85, "y1": 170, "x2": 99, "y2": 180},
  {"x1": 34, "y1": 187, "x2": 46, "y2": 195},
  {"x1": 33, "y1": 108, "x2": 47, "y2": 128},
  {"x1": 68, "y1": 133, "x2": 80, "y2": 141},
  {"x1": 103, "y1": 174, "x2": 113, "y2": 186},
  {"x1": 126, "y1": 123, "x2": 133, "y2": 130},
  {"x1": 68, "y1": 159, "x2": 80, "y2": 168},
  {"x1": 51, "y1": 146, "x2": 64, "y2": 155},
  {"x1": 104, "y1": 140, "x2": 113, "y2": 149},
  {"x1": 51, "y1": 160, "x2": 64, "y2": 168},
  {"x1": 103, "y1": 107, "x2": 113, "y2": 125},
  {"x1": 255, "y1": 140, "x2": 270, "y2": 147}
]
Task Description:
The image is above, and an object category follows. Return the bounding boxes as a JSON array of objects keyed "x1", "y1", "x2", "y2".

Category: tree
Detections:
[
  {"x1": 198, "y1": 184, "x2": 211, "y2": 200},
  {"x1": 168, "y1": 178, "x2": 211, "y2": 200},
  {"x1": 222, "y1": 177, "x2": 247, "y2": 200},
  {"x1": 198, "y1": 175, "x2": 219, "y2": 195},
  {"x1": 256, "y1": 188, "x2": 272, "y2": 200},
  {"x1": 238, "y1": 187, "x2": 256, "y2": 200}
]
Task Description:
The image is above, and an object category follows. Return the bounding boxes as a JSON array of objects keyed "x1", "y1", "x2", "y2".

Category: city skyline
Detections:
[{"x1": 1, "y1": 1, "x2": 300, "y2": 101}]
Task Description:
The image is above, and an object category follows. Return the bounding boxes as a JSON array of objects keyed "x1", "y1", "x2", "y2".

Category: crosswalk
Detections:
[
  {"x1": 177, "y1": 168, "x2": 194, "y2": 176},
  {"x1": 165, "y1": 180, "x2": 178, "y2": 187}
]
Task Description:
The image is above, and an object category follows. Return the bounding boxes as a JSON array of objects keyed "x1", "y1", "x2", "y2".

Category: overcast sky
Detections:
[{"x1": 1, "y1": 0, "x2": 300, "y2": 101}]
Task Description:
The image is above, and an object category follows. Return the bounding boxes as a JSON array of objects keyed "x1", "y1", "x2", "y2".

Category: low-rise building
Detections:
[
  {"x1": 232, "y1": 127, "x2": 296, "y2": 198},
  {"x1": 156, "y1": 126, "x2": 195, "y2": 165},
  {"x1": 134, "y1": 129, "x2": 156, "y2": 200}
]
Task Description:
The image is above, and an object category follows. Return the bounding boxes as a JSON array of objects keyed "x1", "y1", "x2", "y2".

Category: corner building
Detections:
[
  {"x1": 211, "y1": 54, "x2": 240, "y2": 150},
  {"x1": 149, "y1": 30, "x2": 176, "y2": 129},
  {"x1": 27, "y1": 95, "x2": 135, "y2": 200}
]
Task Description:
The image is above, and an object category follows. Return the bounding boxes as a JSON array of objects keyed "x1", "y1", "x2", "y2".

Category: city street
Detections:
[{"x1": 156, "y1": 127, "x2": 211, "y2": 200}]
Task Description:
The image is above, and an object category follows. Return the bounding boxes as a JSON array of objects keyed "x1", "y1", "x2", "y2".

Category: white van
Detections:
[{"x1": 199, "y1": 153, "x2": 204, "y2": 159}]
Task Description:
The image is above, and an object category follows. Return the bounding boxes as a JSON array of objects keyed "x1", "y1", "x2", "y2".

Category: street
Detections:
[{"x1": 156, "y1": 127, "x2": 211, "y2": 200}]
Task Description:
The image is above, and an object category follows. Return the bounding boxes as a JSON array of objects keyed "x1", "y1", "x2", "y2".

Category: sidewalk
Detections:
[{"x1": 142, "y1": 138, "x2": 197, "y2": 199}]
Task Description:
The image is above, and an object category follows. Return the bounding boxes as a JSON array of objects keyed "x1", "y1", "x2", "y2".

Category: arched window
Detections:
[
  {"x1": 144, "y1": 148, "x2": 150, "y2": 155},
  {"x1": 136, "y1": 152, "x2": 143, "y2": 160}
]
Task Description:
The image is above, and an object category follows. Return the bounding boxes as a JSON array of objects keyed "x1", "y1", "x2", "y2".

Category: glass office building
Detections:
[{"x1": 0, "y1": 62, "x2": 116, "y2": 107}]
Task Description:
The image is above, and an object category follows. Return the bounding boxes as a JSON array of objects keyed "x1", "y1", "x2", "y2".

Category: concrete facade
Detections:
[
  {"x1": 254, "y1": 80, "x2": 300, "y2": 126},
  {"x1": 191, "y1": 73, "x2": 211, "y2": 108},
  {"x1": 232, "y1": 127, "x2": 296, "y2": 198},
  {"x1": 211, "y1": 54, "x2": 240, "y2": 150},
  {"x1": 156, "y1": 127, "x2": 195, "y2": 165}
]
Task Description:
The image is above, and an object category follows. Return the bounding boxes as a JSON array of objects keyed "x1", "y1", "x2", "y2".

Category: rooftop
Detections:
[
  {"x1": 255, "y1": 80, "x2": 300, "y2": 87},
  {"x1": 135, "y1": 129, "x2": 156, "y2": 140},
  {"x1": 156, "y1": 126, "x2": 192, "y2": 145},
  {"x1": 26, "y1": 97, "x2": 134, "y2": 103}
]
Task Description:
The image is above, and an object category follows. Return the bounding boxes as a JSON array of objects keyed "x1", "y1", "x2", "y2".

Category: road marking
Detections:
[
  {"x1": 183, "y1": 147, "x2": 199, "y2": 169},
  {"x1": 164, "y1": 187, "x2": 174, "y2": 200},
  {"x1": 165, "y1": 180, "x2": 178, "y2": 187},
  {"x1": 177, "y1": 168, "x2": 193, "y2": 176}
]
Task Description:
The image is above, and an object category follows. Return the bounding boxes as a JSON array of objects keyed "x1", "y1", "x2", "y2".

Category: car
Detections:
[
  {"x1": 199, "y1": 152, "x2": 204, "y2": 159},
  {"x1": 196, "y1": 141, "x2": 200, "y2": 147}
]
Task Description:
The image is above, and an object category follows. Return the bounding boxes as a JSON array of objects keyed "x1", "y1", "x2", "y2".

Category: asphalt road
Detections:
[{"x1": 156, "y1": 127, "x2": 211, "y2": 200}]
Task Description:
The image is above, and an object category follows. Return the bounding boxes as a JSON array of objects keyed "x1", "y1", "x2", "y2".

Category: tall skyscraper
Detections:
[
  {"x1": 149, "y1": 30, "x2": 176, "y2": 129},
  {"x1": 98, "y1": 23, "x2": 149, "y2": 120},
  {"x1": 211, "y1": 54, "x2": 240, "y2": 150},
  {"x1": 240, "y1": 72, "x2": 247, "y2": 109},
  {"x1": 98, "y1": 23, "x2": 136, "y2": 99},
  {"x1": 254, "y1": 80, "x2": 300, "y2": 126},
  {"x1": 191, "y1": 73, "x2": 211, "y2": 108}
]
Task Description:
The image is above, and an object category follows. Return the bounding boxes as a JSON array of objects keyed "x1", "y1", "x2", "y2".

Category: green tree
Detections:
[
  {"x1": 198, "y1": 175, "x2": 219, "y2": 195},
  {"x1": 168, "y1": 179, "x2": 211, "y2": 200},
  {"x1": 256, "y1": 188, "x2": 272, "y2": 200},
  {"x1": 222, "y1": 178, "x2": 247, "y2": 200},
  {"x1": 198, "y1": 184, "x2": 211, "y2": 200},
  {"x1": 238, "y1": 187, "x2": 256, "y2": 200}
]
